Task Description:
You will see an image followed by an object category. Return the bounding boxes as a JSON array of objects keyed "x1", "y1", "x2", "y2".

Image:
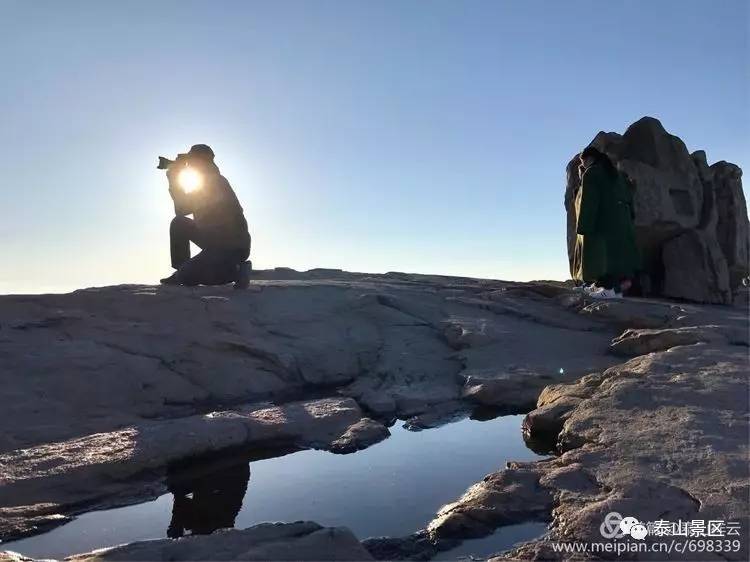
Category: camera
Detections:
[
  {"x1": 157, "y1": 153, "x2": 190, "y2": 170},
  {"x1": 157, "y1": 156, "x2": 173, "y2": 170}
]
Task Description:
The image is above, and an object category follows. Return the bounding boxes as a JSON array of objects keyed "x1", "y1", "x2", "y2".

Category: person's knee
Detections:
[{"x1": 170, "y1": 216, "x2": 193, "y2": 236}]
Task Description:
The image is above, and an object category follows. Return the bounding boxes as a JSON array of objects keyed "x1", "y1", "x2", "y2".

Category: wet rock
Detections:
[
  {"x1": 402, "y1": 401, "x2": 469, "y2": 431},
  {"x1": 61, "y1": 521, "x2": 374, "y2": 561},
  {"x1": 522, "y1": 372, "x2": 607, "y2": 449},
  {"x1": 522, "y1": 395, "x2": 581, "y2": 443},
  {"x1": 0, "y1": 397, "x2": 374, "y2": 540},
  {"x1": 363, "y1": 530, "x2": 457, "y2": 561},
  {"x1": 0, "y1": 504, "x2": 71, "y2": 549},
  {"x1": 428, "y1": 464, "x2": 554, "y2": 540},
  {"x1": 537, "y1": 372, "x2": 605, "y2": 403},
  {"x1": 461, "y1": 371, "x2": 553, "y2": 409},
  {"x1": 328, "y1": 417, "x2": 390, "y2": 453},
  {"x1": 565, "y1": 116, "x2": 748, "y2": 304},
  {"x1": 392, "y1": 386, "x2": 462, "y2": 418},
  {"x1": 430, "y1": 342, "x2": 749, "y2": 560}
]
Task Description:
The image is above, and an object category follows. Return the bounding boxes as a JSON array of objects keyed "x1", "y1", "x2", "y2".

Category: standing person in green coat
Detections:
[{"x1": 573, "y1": 147, "x2": 640, "y2": 298}]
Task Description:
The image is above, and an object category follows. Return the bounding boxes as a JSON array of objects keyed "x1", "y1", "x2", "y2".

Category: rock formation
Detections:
[
  {"x1": 1, "y1": 269, "x2": 747, "y2": 561},
  {"x1": 0, "y1": 270, "x2": 622, "y2": 543},
  {"x1": 429, "y1": 340, "x2": 749, "y2": 561},
  {"x1": 565, "y1": 116, "x2": 749, "y2": 304},
  {"x1": 427, "y1": 291, "x2": 749, "y2": 561}
]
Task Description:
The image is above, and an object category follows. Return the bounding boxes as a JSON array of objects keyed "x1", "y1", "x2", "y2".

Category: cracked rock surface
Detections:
[
  {"x1": 2, "y1": 268, "x2": 747, "y2": 561},
  {"x1": 427, "y1": 296, "x2": 748, "y2": 560},
  {"x1": 0, "y1": 270, "x2": 619, "y2": 544},
  {"x1": 0, "y1": 270, "x2": 618, "y2": 454}
]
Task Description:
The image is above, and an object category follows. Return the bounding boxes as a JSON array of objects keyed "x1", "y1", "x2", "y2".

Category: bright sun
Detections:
[{"x1": 177, "y1": 167, "x2": 203, "y2": 193}]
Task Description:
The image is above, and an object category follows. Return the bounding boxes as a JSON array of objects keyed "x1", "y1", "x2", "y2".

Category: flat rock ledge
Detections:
[
  {"x1": 1, "y1": 521, "x2": 374, "y2": 561},
  {"x1": 0, "y1": 270, "x2": 626, "y2": 541},
  {"x1": 2, "y1": 269, "x2": 748, "y2": 560},
  {"x1": 428, "y1": 342, "x2": 749, "y2": 561},
  {"x1": 0, "y1": 397, "x2": 388, "y2": 540}
]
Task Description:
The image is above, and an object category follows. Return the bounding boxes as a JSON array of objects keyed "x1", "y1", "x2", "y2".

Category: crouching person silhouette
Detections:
[{"x1": 158, "y1": 144, "x2": 251, "y2": 289}]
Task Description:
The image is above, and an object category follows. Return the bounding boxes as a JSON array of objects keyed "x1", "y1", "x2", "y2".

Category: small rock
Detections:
[
  {"x1": 427, "y1": 466, "x2": 554, "y2": 540},
  {"x1": 329, "y1": 418, "x2": 390, "y2": 453},
  {"x1": 609, "y1": 325, "x2": 726, "y2": 356},
  {"x1": 461, "y1": 372, "x2": 548, "y2": 409},
  {"x1": 522, "y1": 396, "x2": 582, "y2": 441},
  {"x1": 359, "y1": 390, "x2": 397, "y2": 416},
  {"x1": 403, "y1": 401, "x2": 469, "y2": 431},
  {"x1": 363, "y1": 530, "x2": 456, "y2": 561}
]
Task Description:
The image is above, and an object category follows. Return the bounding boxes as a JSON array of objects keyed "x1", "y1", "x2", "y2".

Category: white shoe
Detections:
[
  {"x1": 588, "y1": 287, "x2": 622, "y2": 300},
  {"x1": 581, "y1": 284, "x2": 601, "y2": 295},
  {"x1": 233, "y1": 260, "x2": 252, "y2": 290}
]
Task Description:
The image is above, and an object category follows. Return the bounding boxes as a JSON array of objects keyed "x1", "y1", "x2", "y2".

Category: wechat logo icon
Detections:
[
  {"x1": 600, "y1": 512, "x2": 649, "y2": 540},
  {"x1": 619, "y1": 516, "x2": 639, "y2": 535},
  {"x1": 620, "y1": 516, "x2": 648, "y2": 540}
]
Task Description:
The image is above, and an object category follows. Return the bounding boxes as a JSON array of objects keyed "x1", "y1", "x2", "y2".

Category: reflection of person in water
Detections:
[{"x1": 167, "y1": 461, "x2": 250, "y2": 538}]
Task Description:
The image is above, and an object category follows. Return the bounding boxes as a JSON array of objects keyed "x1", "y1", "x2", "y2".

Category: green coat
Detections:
[{"x1": 573, "y1": 164, "x2": 640, "y2": 284}]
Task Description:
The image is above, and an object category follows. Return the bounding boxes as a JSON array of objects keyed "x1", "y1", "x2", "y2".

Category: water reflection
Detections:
[
  {"x1": 166, "y1": 460, "x2": 250, "y2": 537},
  {"x1": 435, "y1": 522, "x2": 548, "y2": 560},
  {"x1": 7, "y1": 415, "x2": 543, "y2": 560},
  {"x1": 164, "y1": 443, "x2": 298, "y2": 538}
]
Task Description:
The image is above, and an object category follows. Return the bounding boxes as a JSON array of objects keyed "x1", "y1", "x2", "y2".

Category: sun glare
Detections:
[{"x1": 178, "y1": 167, "x2": 203, "y2": 193}]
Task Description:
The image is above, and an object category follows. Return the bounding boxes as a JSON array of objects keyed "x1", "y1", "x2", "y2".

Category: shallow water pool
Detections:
[{"x1": 6, "y1": 414, "x2": 545, "y2": 559}]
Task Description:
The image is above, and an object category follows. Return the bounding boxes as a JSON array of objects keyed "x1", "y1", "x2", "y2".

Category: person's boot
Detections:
[
  {"x1": 160, "y1": 272, "x2": 182, "y2": 286},
  {"x1": 233, "y1": 260, "x2": 252, "y2": 290}
]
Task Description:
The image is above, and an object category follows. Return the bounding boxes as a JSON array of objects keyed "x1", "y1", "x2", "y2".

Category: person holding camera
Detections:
[{"x1": 158, "y1": 144, "x2": 251, "y2": 289}]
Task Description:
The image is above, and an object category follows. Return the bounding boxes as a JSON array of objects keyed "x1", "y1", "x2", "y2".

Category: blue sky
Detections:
[{"x1": 1, "y1": 0, "x2": 747, "y2": 293}]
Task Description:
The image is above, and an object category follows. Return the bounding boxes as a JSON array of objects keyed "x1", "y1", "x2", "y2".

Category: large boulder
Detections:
[
  {"x1": 662, "y1": 229, "x2": 731, "y2": 303},
  {"x1": 565, "y1": 116, "x2": 748, "y2": 304},
  {"x1": 431, "y1": 343, "x2": 750, "y2": 561},
  {"x1": 713, "y1": 161, "x2": 749, "y2": 288}
]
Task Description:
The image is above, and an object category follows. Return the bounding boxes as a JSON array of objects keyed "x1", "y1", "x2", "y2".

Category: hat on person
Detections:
[{"x1": 188, "y1": 144, "x2": 215, "y2": 161}]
